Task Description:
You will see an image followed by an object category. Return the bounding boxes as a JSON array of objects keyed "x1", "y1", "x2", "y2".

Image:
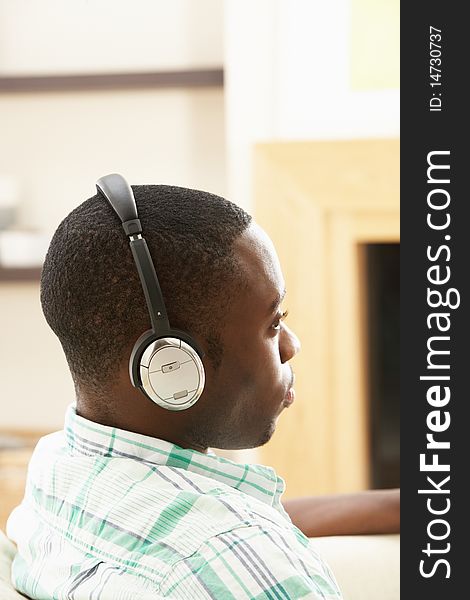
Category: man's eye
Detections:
[{"x1": 272, "y1": 309, "x2": 289, "y2": 331}]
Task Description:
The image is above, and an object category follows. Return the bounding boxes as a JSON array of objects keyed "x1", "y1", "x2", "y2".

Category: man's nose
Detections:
[{"x1": 280, "y1": 323, "x2": 301, "y2": 363}]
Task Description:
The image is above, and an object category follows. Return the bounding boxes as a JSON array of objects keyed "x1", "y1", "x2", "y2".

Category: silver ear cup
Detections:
[{"x1": 139, "y1": 338, "x2": 205, "y2": 410}]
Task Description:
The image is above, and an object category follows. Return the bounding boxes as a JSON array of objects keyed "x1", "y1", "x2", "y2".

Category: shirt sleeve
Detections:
[{"x1": 159, "y1": 524, "x2": 343, "y2": 599}]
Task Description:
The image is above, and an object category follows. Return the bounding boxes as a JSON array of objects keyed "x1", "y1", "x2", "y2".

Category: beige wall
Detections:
[
  {"x1": 351, "y1": 0, "x2": 400, "y2": 90},
  {"x1": 0, "y1": 284, "x2": 72, "y2": 430},
  {"x1": 0, "y1": 88, "x2": 226, "y2": 233},
  {"x1": 0, "y1": 0, "x2": 223, "y2": 75},
  {"x1": 224, "y1": 0, "x2": 399, "y2": 210}
]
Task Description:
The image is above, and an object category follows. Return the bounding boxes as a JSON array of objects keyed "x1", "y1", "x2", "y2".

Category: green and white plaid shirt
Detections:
[{"x1": 7, "y1": 405, "x2": 342, "y2": 599}]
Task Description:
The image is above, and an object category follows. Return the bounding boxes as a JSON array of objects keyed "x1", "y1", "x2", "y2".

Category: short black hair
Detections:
[{"x1": 41, "y1": 185, "x2": 252, "y2": 396}]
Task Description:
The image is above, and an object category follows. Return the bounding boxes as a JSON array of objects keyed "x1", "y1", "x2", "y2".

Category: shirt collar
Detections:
[{"x1": 64, "y1": 405, "x2": 286, "y2": 509}]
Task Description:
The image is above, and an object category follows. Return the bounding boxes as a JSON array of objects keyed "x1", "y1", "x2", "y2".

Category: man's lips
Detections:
[
  {"x1": 284, "y1": 387, "x2": 295, "y2": 406},
  {"x1": 283, "y1": 371, "x2": 296, "y2": 407}
]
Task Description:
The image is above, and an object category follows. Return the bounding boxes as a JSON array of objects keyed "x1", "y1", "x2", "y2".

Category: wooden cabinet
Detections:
[{"x1": 253, "y1": 139, "x2": 399, "y2": 496}]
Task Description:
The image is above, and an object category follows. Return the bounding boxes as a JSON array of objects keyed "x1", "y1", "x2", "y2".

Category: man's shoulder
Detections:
[
  {"x1": 11, "y1": 433, "x2": 342, "y2": 597},
  {"x1": 19, "y1": 435, "x2": 292, "y2": 568}
]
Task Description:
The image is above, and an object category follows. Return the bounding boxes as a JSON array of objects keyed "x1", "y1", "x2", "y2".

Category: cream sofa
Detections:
[
  {"x1": 0, "y1": 530, "x2": 25, "y2": 600},
  {"x1": 0, "y1": 529, "x2": 399, "y2": 599},
  {"x1": 311, "y1": 534, "x2": 399, "y2": 600}
]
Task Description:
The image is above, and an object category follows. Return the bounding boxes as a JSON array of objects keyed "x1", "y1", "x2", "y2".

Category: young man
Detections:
[{"x1": 8, "y1": 179, "x2": 398, "y2": 599}]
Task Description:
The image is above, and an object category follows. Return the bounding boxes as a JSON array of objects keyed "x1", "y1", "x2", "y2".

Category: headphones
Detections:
[{"x1": 96, "y1": 173, "x2": 205, "y2": 411}]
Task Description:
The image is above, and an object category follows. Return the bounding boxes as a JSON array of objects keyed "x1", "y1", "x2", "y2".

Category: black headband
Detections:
[{"x1": 96, "y1": 173, "x2": 170, "y2": 335}]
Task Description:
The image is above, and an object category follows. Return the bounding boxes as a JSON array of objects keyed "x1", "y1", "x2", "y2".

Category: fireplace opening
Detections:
[{"x1": 364, "y1": 243, "x2": 400, "y2": 489}]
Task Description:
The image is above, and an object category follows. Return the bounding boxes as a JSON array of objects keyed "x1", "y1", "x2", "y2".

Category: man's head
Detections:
[{"x1": 41, "y1": 185, "x2": 300, "y2": 451}]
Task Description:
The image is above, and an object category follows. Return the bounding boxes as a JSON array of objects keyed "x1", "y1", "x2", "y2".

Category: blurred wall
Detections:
[
  {"x1": 0, "y1": 89, "x2": 226, "y2": 234},
  {"x1": 0, "y1": 0, "x2": 223, "y2": 74},
  {"x1": 224, "y1": 0, "x2": 399, "y2": 209}
]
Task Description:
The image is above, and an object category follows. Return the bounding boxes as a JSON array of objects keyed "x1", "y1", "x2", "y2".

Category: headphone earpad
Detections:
[{"x1": 130, "y1": 330, "x2": 205, "y2": 411}]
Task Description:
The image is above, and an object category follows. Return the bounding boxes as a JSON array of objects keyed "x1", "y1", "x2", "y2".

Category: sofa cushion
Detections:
[
  {"x1": 310, "y1": 534, "x2": 399, "y2": 600},
  {"x1": 0, "y1": 530, "x2": 28, "y2": 599}
]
